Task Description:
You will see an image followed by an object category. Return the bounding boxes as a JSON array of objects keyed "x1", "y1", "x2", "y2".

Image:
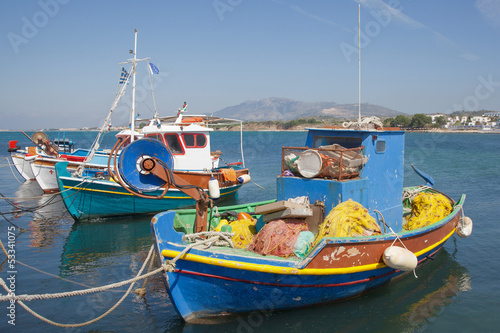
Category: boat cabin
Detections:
[
  {"x1": 141, "y1": 117, "x2": 216, "y2": 172},
  {"x1": 277, "y1": 127, "x2": 405, "y2": 232}
]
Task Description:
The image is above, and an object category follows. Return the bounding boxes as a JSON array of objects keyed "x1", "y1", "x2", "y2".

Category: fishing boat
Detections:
[
  {"x1": 55, "y1": 113, "x2": 250, "y2": 221},
  {"x1": 135, "y1": 6, "x2": 473, "y2": 320},
  {"x1": 7, "y1": 132, "x2": 61, "y2": 181},
  {"x1": 7, "y1": 130, "x2": 112, "y2": 192},
  {"x1": 138, "y1": 122, "x2": 472, "y2": 322},
  {"x1": 30, "y1": 154, "x2": 110, "y2": 193},
  {"x1": 55, "y1": 30, "x2": 250, "y2": 221}
]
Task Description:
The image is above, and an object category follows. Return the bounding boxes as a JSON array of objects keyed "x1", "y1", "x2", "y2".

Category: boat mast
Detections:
[
  {"x1": 358, "y1": 4, "x2": 361, "y2": 123},
  {"x1": 131, "y1": 29, "x2": 138, "y2": 142}
]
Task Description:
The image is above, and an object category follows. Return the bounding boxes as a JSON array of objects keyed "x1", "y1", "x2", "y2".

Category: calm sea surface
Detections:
[{"x1": 0, "y1": 130, "x2": 499, "y2": 332}]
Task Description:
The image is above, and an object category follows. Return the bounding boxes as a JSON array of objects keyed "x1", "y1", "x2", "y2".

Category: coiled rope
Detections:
[
  {"x1": 342, "y1": 116, "x2": 383, "y2": 130},
  {"x1": 402, "y1": 185, "x2": 432, "y2": 202}
]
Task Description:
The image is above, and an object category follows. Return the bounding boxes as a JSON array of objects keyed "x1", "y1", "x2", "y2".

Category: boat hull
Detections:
[
  {"x1": 11, "y1": 151, "x2": 35, "y2": 181},
  {"x1": 31, "y1": 158, "x2": 107, "y2": 193},
  {"x1": 55, "y1": 162, "x2": 244, "y2": 221},
  {"x1": 151, "y1": 196, "x2": 464, "y2": 322}
]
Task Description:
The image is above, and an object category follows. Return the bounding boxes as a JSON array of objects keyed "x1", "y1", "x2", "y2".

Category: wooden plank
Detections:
[
  {"x1": 255, "y1": 200, "x2": 309, "y2": 215},
  {"x1": 262, "y1": 206, "x2": 313, "y2": 222}
]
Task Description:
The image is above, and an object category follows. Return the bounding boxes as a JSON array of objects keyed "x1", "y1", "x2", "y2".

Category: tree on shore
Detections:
[
  {"x1": 409, "y1": 114, "x2": 432, "y2": 129},
  {"x1": 433, "y1": 116, "x2": 446, "y2": 128}
]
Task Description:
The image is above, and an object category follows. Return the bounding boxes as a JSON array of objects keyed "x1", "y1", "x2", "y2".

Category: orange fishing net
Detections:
[
  {"x1": 220, "y1": 168, "x2": 237, "y2": 182},
  {"x1": 249, "y1": 219, "x2": 309, "y2": 257}
]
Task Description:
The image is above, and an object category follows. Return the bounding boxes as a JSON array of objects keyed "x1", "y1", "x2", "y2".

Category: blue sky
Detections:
[{"x1": 1, "y1": 0, "x2": 500, "y2": 130}]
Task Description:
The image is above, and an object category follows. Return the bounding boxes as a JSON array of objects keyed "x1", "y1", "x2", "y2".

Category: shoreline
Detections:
[{"x1": 1, "y1": 127, "x2": 499, "y2": 134}]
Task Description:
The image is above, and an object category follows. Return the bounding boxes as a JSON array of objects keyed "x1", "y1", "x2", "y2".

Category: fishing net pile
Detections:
[
  {"x1": 313, "y1": 199, "x2": 381, "y2": 247},
  {"x1": 249, "y1": 219, "x2": 309, "y2": 257},
  {"x1": 214, "y1": 215, "x2": 257, "y2": 249},
  {"x1": 404, "y1": 192, "x2": 452, "y2": 231}
]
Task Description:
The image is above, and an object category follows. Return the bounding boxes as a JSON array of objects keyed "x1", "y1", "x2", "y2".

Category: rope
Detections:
[
  {"x1": 0, "y1": 231, "x2": 232, "y2": 301},
  {"x1": 0, "y1": 244, "x2": 158, "y2": 328},
  {"x1": 251, "y1": 180, "x2": 265, "y2": 190},
  {"x1": 0, "y1": 238, "x2": 113, "y2": 290},
  {"x1": 183, "y1": 231, "x2": 235, "y2": 248},
  {"x1": 342, "y1": 116, "x2": 383, "y2": 130},
  {"x1": 134, "y1": 251, "x2": 156, "y2": 297},
  {"x1": 4, "y1": 156, "x2": 27, "y2": 184},
  {"x1": 402, "y1": 186, "x2": 431, "y2": 201},
  {"x1": 164, "y1": 235, "x2": 231, "y2": 272},
  {"x1": 0, "y1": 245, "x2": 161, "y2": 302},
  {"x1": 374, "y1": 209, "x2": 418, "y2": 279}
]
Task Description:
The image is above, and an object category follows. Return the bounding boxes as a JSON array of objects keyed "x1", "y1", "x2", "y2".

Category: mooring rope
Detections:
[
  {"x1": 3, "y1": 156, "x2": 26, "y2": 184},
  {"x1": 0, "y1": 244, "x2": 157, "y2": 328},
  {"x1": 0, "y1": 232, "x2": 231, "y2": 327}
]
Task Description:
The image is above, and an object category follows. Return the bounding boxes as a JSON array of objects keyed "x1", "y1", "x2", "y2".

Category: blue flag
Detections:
[
  {"x1": 119, "y1": 67, "x2": 130, "y2": 84},
  {"x1": 149, "y1": 62, "x2": 159, "y2": 74}
]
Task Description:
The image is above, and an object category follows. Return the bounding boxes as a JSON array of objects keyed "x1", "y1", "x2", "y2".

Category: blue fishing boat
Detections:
[{"x1": 123, "y1": 120, "x2": 473, "y2": 323}]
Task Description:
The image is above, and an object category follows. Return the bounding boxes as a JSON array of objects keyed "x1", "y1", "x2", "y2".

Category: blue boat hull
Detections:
[{"x1": 151, "y1": 195, "x2": 464, "y2": 322}]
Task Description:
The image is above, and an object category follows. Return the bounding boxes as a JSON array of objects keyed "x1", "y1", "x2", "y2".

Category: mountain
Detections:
[{"x1": 213, "y1": 97, "x2": 405, "y2": 121}]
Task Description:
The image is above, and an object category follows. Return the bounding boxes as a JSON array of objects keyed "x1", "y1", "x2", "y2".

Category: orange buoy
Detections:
[{"x1": 237, "y1": 212, "x2": 252, "y2": 220}]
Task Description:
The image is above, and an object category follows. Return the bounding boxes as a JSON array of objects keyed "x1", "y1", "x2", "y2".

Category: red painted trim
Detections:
[
  {"x1": 172, "y1": 268, "x2": 397, "y2": 288},
  {"x1": 181, "y1": 133, "x2": 207, "y2": 148},
  {"x1": 167, "y1": 245, "x2": 445, "y2": 289}
]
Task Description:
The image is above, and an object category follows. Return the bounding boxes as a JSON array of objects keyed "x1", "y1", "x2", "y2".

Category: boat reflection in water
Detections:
[
  {"x1": 59, "y1": 215, "x2": 153, "y2": 277},
  {"x1": 28, "y1": 193, "x2": 71, "y2": 249}
]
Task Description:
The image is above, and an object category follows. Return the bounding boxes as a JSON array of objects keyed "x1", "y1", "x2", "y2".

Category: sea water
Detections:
[{"x1": 0, "y1": 130, "x2": 499, "y2": 332}]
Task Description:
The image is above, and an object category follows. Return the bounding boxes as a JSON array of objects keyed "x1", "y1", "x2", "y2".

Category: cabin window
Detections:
[
  {"x1": 164, "y1": 134, "x2": 184, "y2": 154},
  {"x1": 312, "y1": 136, "x2": 362, "y2": 149},
  {"x1": 146, "y1": 133, "x2": 164, "y2": 144},
  {"x1": 375, "y1": 140, "x2": 386, "y2": 153},
  {"x1": 182, "y1": 133, "x2": 207, "y2": 148}
]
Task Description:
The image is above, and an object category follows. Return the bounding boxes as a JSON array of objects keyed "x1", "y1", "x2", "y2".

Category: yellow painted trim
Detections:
[
  {"x1": 62, "y1": 184, "x2": 240, "y2": 199},
  {"x1": 161, "y1": 228, "x2": 456, "y2": 276},
  {"x1": 413, "y1": 228, "x2": 455, "y2": 257}
]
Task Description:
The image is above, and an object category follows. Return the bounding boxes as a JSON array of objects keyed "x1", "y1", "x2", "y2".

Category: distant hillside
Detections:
[{"x1": 213, "y1": 97, "x2": 405, "y2": 121}]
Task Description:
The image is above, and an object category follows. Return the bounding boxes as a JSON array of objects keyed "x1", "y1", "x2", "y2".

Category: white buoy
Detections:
[
  {"x1": 456, "y1": 216, "x2": 473, "y2": 238},
  {"x1": 208, "y1": 177, "x2": 220, "y2": 199},
  {"x1": 383, "y1": 246, "x2": 418, "y2": 272},
  {"x1": 237, "y1": 174, "x2": 251, "y2": 184}
]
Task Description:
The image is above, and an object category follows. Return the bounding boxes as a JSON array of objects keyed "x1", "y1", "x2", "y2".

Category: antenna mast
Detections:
[
  {"x1": 131, "y1": 29, "x2": 138, "y2": 142},
  {"x1": 358, "y1": 4, "x2": 361, "y2": 123}
]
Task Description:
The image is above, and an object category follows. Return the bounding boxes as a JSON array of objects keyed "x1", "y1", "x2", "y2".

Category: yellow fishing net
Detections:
[
  {"x1": 228, "y1": 218, "x2": 257, "y2": 249},
  {"x1": 313, "y1": 199, "x2": 381, "y2": 246},
  {"x1": 404, "y1": 192, "x2": 452, "y2": 231}
]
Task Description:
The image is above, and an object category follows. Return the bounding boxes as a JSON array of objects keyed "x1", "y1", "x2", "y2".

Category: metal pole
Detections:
[
  {"x1": 131, "y1": 29, "x2": 137, "y2": 142},
  {"x1": 358, "y1": 4, "x2": 361, "y2": 123}
]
